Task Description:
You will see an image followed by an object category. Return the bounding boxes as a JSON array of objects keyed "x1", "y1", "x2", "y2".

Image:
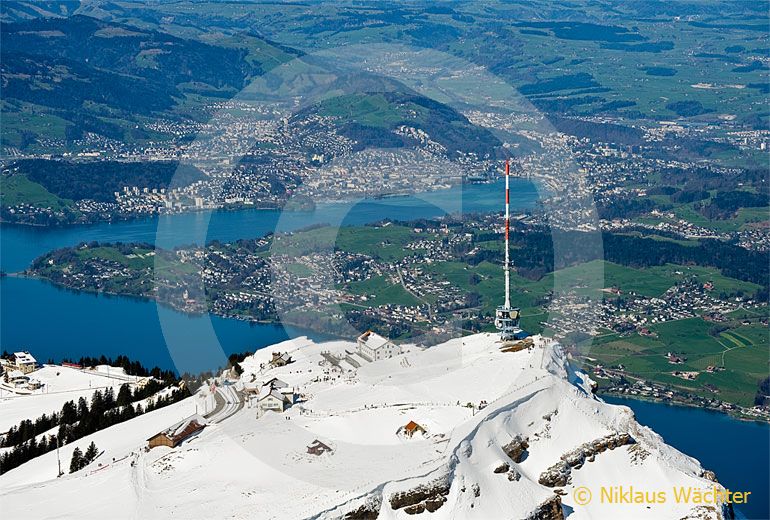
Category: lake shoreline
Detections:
[
  {"x1": 0, "y1": 179, "x2": 508, "y2": 229},
  {"x1": 15, "y1": 271, "x2": 352, "y2": 340},
  {"x1": 16, "y1": 269, "x2": 770, "y2": 426},
  {"x1": 603, "y1": 394, "x2": 769, "y2": 520},
  {"x1": 597, "y1": 388, "x2": 769, "y2": 425}
]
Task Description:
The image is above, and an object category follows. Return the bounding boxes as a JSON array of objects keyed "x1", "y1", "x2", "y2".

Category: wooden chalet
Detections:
[{"x1": 147, "y1": 414, "x2": 207, "y2": 449}]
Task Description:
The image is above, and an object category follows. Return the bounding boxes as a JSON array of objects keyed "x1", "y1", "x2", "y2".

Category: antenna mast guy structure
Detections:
[{"x1": 494, "y1": 159, "x2": 522, "y2": 341}]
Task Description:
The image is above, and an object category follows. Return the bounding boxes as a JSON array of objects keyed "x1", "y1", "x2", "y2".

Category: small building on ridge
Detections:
[
  {"x1": 147, "y1": 414, "x2": 207, "y2": 449},
  {"x1": 12, "y1": 352, "x2": 37, "y2": 374},
  {"x1": 356, "y1": 331, "x2": 401, "y2": 362}
]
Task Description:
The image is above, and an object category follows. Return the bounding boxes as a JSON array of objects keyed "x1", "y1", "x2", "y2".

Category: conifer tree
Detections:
[
  {"x1": 117, "y1": 384, "x2": 132, "y2": 407},
  {"x1": 69, "y1": 447, "x2": 83, "y2": 474},
  {"x1": 90, "y1": 390, "x2": 104, "y2": 414},
  {"x1": 60, "y1": 400, "x2": 77, "y2": 425},
  {"x1": 77, "y1": 397, "x2": 89, "y2": 420},
  {"x1": 104, "y1": 387, "x2": 115, "y2": 409},
  {"x1": 84, "y1": 441, "x2": 99, "y2": 464}
]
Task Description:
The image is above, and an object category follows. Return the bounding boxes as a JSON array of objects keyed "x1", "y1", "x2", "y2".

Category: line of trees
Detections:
[
  {"x1": 0, "y1": 382, "x2": 188, "y2": 475},
  {"x1": 57, "y1": 353, "x2": 178, "y2": 383},
  {"x1": 699, "y1": 190, "x2": 769, "y2": 220},
  {"x1": 755, "y1": 377, "x2": 770, "y2": 409},
  {"x1": 463, "y1": 226, "x2": 768, "y2": 300},
  {"x1": 10, "y1": 159, "x2": 205, "y2": 203}
]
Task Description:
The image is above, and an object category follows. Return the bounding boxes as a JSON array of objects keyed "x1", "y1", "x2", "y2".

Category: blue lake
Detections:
[
  {"x1": 604, "y1": 396, "x2": 770, "y2": 520},
  {"x1": 0, "y1": 179, "x2": 536, "y2": 273},
  {"x1": 1, "y1": 180, "x2": 537, "y2": 373}
]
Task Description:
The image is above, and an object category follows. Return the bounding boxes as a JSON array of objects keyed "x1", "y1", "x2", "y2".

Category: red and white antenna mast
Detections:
[
  {"x1": 504, "y1": 158, "x2": 511, "y2": 310},
  {"x1": 495, "y1": 158, "x2": 521, "y2": 341}
]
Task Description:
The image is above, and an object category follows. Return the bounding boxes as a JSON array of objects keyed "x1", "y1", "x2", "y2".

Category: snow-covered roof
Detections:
[
  {"x1": 243, "y1": 382, "x2": 261, "y2": 392},
  {"x1": 264, "y1": 377, "x2": 288, "y2": 389},
  {"x1": 150, "y1": 414, "x2": 207, "y2": 442},
  {"x1": 270, "y1": 352, "x2": 292, "y2": 363},
  {"x1": 307, "y1": 439, "x2": 333, "y2": 455},
  {"x1": 258, "y1": 387, "x2": 286, "y2": 402},
  {"x1": 358, "y1": 331, "x2": 391, "y2": 351},
  {"x1": 13, "y1": 352, "x2": 36, "y2": 364}
]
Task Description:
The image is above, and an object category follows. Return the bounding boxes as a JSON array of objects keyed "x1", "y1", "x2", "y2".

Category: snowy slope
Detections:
[
  {"x1": 0, "y1": 334, "x2": 732, "y2": 520},
  {"x1": 0, "y1": 365, "x2": 143, "y2": 432}
]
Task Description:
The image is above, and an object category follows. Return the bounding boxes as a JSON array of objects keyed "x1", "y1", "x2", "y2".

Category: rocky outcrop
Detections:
[
  {"x1": 539, "y1": 432, "x2": 634, "y2": 487},
  {"x1": 492, "y1": 460, "x2": 522, "y2": 482},
  {"x1": 539, "y1": 461, "x2": 571, "y2": 487},
  {"x1": 695, "y1": 471, "x2": 735, "y2": 519},
  {"x1": 679, "y1": 504, "x2": 735, "y2": 520},
  {"x1": 342, "y1": 497, "x2": 381, "y2": 519},
  {"x1": 321, "y1": 492, "x2": 382, "y2": 520},
  {"x1": 502, "y1": 435, "x2": 529, "y2": 463},
  {"x1": 525, "y1": 495, "x2": 564, "y2": 520},
  {"x1": 389, "y1": 479, "x2": 451, "y2": 515},
  {"x1": 628, "y1": 443, "x2": 650, "y2": 464},
  {"x1": 493, "y1": 461, "x2": 510, "y2": 473}
]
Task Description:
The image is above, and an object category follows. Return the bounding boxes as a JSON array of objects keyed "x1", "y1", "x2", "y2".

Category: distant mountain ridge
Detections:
[
  {"x1": 290, "y1": 73, "x2": 503, "y2": 159},
  {"x1": 0, "y1": 1, "x2": 76, "y2": 23},
  {"x1": 0, "y1": 13, "x2": 284, "y2": 147},
  {"x1": 1, "y1": 14, "x2": 255, "y2": 107}
]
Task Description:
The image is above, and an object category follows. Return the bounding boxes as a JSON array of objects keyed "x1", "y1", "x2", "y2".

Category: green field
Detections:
[
  {"x1": 0, "y1": 103, "x2": 70, "y2": 149},
  {"x1": 315, "y1": 94, "x2": 411, "y2": 128},
  {"x1": 346, "y1": 275, "x2": 422, "y2": 307},
  {"x1": 78, "y1": 246, "x2": 153, "y2": 268},
  {"x1": 270, "y1": 224, "x2": 428, "y2": 261},
  {"x1": 283, "y1": 262, "x2": 314, "y2": 278},
  {"x1": 336, "y1": 225, "x2": 431, "y2": 262},
  {"x1": 422, "y1": 260, "x2": 544, "y2": 312},
  {"x1": 0, "y1": 174, "x2": 72, "y2": 211},
  {"x1": 69, "y1": 244, "x2": 198, "y2": 282},
  {"x1": 673, "y1": 203, "x2": 769, "y2": 232},
  {"x1": 587, "y1": 318, "x2": 769, "y2": 407},
  {"x1": 646, "y1": 264, "x2": 761, "y2": 296}
]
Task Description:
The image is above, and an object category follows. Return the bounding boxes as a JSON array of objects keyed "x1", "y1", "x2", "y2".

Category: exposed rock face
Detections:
[
  {"x1": 493, "y1": 461, "x2": 510, "y2": 474},
  {"x1": 342, "y1": 498, "x2": 381, "y2": 519},
  {"x1": 389, "y1": 479, "x2": 451, "y2": 515},
  {"x1": 502, "y1": 435, "x2": 529, "y2": 463},
  {"x1": 525, "y1": 495, "x2": 564, "y2": 520},
  {"x1": 538, "y1": 460, "x2": 571, "y2": 487},
  {"x1": 679, "y1": 504, "x2": 735, "y2": 520},
  {"x1": 539, "y1": 432, "x2": 634, "y2": 487},
  {"x1": 698, "y1": 467, "x2": 736, "y2": 518},
  {"x1": 628, "y1": 442, "x2": 650, "y2": 464}
]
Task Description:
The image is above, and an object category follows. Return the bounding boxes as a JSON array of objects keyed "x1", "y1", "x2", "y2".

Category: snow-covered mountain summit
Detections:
[{"x1": 0, "y1": 334, "x2": 732, "y2": 520}]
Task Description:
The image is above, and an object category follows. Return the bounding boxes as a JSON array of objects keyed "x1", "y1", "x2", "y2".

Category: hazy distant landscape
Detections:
[{"x1": 0, "y1": 2, "x2": 768, "y2": 519}]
